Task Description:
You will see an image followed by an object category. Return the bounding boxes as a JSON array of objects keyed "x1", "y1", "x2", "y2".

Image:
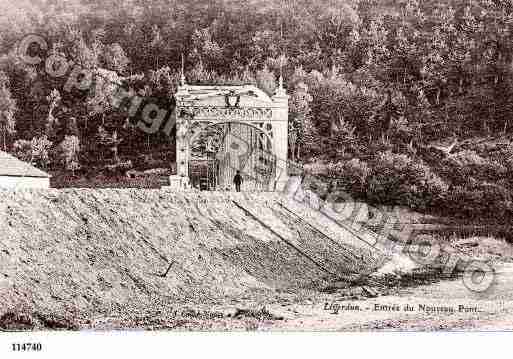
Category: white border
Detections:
[{"x1": 0, "y1": 332, "x2": 511, "y2": 359}]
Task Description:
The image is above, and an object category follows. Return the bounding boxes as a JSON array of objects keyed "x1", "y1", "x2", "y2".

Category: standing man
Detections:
[{"x1": 233, "y1": 170, "x2": 243, "y2": 192}]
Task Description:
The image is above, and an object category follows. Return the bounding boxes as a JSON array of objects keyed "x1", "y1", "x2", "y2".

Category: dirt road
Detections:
[{"x1": 261, "y1": 263, "x2": 513, "y2": 331}]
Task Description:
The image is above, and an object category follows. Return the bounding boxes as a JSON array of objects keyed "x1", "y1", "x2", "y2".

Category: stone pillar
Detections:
[
  {"x1": 271, "y1": 84, "x2": 289, "y2": 191},
  {"x1": 169, "y1": 84, "x2": 190, "y2": 189}
]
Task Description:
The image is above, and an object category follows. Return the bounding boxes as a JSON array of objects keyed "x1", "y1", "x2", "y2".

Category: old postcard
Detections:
[{"x1": 1, "y1": 0, "x2": 513, "y2": 350}]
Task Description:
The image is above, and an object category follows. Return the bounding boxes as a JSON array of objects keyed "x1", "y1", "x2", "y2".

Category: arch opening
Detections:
[{"x1": 188, "y1": 122, "x2": 276, "y2": 191}]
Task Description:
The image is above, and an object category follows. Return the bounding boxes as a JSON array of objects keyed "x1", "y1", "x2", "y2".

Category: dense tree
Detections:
[
  {"x1": 0, "y1": 71, "x2": 17, "y2": 151},
  {"x1": 2, "y1": 0, "x2": 513, "y2": 213},
  {"x1": 289, "y1": 80, "x2": 312, "y2": 161},
  {"x1": 45, "y1": 89, "x2": 61, "y2": 142},
  {"x1": 256, "y1": 66, "x2": 276, "y2": 97},
  {"x1": 103, "y1": 43, "x2": 130, "y2": 74},
  {"x1": 60, "y1": 135, "x2": 81, "y2": 175}
]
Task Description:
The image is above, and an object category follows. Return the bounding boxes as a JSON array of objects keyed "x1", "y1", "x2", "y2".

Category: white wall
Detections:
[{"x1": 0, "y1": 176, "x2": 50, "y2": 189}]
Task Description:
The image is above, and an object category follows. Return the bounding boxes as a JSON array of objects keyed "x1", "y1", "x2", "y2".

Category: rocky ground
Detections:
[{"x1": 0, "y1": 189, "x2": 511, "y2": 331}]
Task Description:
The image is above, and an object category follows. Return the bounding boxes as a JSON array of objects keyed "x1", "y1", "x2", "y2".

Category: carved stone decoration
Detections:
[
  {"x1": 185, "y1": 106, "x2": 273, "y2": 122},
  {"x1": 225, "y1": 90, "x2": 241, "y2": 108},
  {"x1": 171, "y1": 84, "x2": 289, "y2": 191}
]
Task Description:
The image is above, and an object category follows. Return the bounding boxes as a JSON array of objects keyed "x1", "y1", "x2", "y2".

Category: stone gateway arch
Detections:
[{"x1": 169, "y1": 81, "x2": 289, "y2": 192}]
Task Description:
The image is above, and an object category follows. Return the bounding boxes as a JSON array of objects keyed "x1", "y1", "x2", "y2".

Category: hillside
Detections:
[
  {"x1": 0, "y1": 189, "x2": 406, "y2": 328},
  {"x1": 1, "y1": 0, "x2": 513, "y2": 221}
]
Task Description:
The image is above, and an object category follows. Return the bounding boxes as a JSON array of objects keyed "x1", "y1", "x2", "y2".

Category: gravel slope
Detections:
[{"x1": 0, "y1": 189, "x2": 390, "y2": 326}]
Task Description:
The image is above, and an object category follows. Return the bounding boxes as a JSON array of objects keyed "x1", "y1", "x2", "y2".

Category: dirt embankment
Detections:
[{"x1": 0, "y1": 189, "x2": 394, "y2": 328}]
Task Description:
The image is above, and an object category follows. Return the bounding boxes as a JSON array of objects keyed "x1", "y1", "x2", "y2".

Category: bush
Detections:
[
  {"x1": 443, "y1": 150, "x2": 507, "y2": 184},
  {"x1": 303, "y1": 161, "x2": 330, "y2": 176},
  {"x1": 104, "y1": 160, "x2": 133, "y2": 175},
  {"x1": 12, "y1": 139, "x2": 32, "y2": 162},
  {"x1": 327, "y1": 158, "x2": 370, "y2": 197},
  {"x1": 446, "y1": 182, "x2": 513, "y2": 220},
  {"x1": 498, "y1": 145, "x2": 513, "y2": 186},
  {"x1": 367, "y1": 151, "x2": 448, "y2": 210},
  {"x1": 0, "y1": 312, "x2": 35, "y2": 331},
  {"x1": 13, "y1": 136, "x2": 52, "y2": 168}
]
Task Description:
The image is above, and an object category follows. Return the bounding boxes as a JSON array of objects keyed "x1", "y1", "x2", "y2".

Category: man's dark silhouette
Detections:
[{"x1": 233, "y1": 170, "x2": 243, "y2": 192}]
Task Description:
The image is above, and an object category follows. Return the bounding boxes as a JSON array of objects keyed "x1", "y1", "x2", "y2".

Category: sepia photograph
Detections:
[{"x1": 1, "y1": 0, "x2": 513, "y2": 356}]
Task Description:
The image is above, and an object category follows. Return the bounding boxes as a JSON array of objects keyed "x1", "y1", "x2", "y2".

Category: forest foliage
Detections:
[{"x1": 1, "y1": 0, "x2": 513, "y2": 219}]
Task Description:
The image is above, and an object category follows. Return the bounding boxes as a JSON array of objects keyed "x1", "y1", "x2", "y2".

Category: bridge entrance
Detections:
[
  {"x1": 188, "y1": 122, "x2": 276, "y2": 191},
  {"x1": 170, "y1": 82, "x2": 289, "y2": 191}
]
